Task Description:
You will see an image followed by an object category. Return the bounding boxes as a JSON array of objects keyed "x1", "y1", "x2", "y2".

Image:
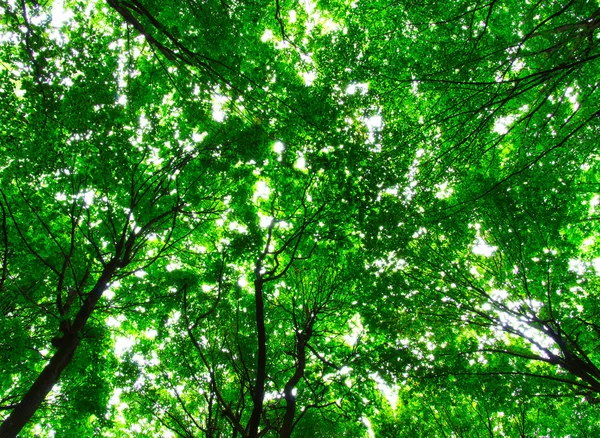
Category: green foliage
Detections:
[{"x1": 1, "y1": 0, "x2": 600, "y2": 436}]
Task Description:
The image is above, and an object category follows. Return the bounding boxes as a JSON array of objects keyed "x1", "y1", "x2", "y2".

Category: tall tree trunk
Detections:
[
  {"x1": 246, "y1": 278, "x2": 267, "y2": 438},
  {"x1": 0, "y1": 258, "x2": 120, "y2": 437}
]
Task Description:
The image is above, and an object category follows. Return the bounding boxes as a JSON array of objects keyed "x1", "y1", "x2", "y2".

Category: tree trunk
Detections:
[
  {"x1": 0, "y1": 333, "x2": 78, "y2": 438},
  {"x1": 246, "y1": 278, "x2": 267, "y2": 438},
  {"x1": 0, "y1": 258, "x2": 119, "y2": 437}
]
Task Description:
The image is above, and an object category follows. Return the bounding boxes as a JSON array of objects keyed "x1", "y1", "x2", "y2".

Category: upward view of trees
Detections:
[{"x1": 0, "y1": 0, "x2": 599, "y2": 436}]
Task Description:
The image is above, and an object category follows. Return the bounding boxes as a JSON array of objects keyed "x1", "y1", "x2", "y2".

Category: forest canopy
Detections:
[{"x1": 0, "y1": 0, "x2": 599, "y2": 436}]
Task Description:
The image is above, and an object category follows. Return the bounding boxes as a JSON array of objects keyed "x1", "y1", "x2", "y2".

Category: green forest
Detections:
[{"x1": 0, "y1": 0, "x2": 599, "y2": 436}]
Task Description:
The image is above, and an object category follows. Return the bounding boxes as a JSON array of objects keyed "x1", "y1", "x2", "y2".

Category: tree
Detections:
[
  {"x1": 0, "y1": 62, "x2": 223, "y2": 437},
  {"x1": 370, "y1": 160, "x2": 599, "y2": 367},
  {"x1": 0, "y1": 2, "x2": 226, "y2": 434},
  {"x1": 112, "y1": 157, "x2": 374, "y2": 437}
]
